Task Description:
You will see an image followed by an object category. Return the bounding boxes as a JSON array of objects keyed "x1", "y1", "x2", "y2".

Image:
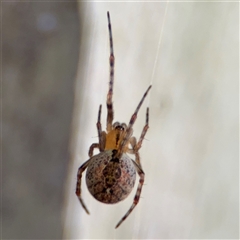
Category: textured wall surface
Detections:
[
  {"x1": 63, "y1": 2, "x2": 239, "y2": 239},
  {"x1": 2, "y1": 2, "x2": 79, "y2": 239}
]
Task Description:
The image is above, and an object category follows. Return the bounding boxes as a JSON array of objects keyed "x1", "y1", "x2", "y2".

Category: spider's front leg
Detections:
[
  {"x1": 75, "y1": 159, "x2": 91, "y2": 214},
  {"x1": 107, "y1": 12, "x2": 115, "y2": 132},
  {"x1": 135, "y1": 107, "x2": 149, "y2": 151},
  {"x1": 117, "y1": 87, "x2": 151, "y2": 158},
  {"x1": 115, "y1": 161, "x2": 145, "y2": 228},
  {"x1": 97, "y1": 104, "x2": 106, "y2": 152}
]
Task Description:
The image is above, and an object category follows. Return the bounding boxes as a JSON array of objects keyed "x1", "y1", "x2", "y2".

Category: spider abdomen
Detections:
[{"x1": 86, "y1": 150, "x2": 136, "y2": 204}]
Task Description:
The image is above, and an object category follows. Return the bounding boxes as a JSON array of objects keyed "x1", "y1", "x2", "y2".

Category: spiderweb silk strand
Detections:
[{"x1": 149, "y1": 1, "x2": 169, "y2": 98}]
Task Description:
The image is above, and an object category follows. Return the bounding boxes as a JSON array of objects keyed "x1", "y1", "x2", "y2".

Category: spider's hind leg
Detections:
[
  {"x1": 115, "y1": 160, "x2": 145, "y2": 228},
  {"x1": 75, "y1": 159, "x2": 91, "y2": 214}
]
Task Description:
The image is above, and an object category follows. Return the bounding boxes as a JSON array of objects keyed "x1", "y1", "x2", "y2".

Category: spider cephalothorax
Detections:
[
  {"x1": 75, "y1": 11, "x2": 151, "y2": 229},
  {"x1": 104, "y1": 122, "x2": 127, "y2": 150}
]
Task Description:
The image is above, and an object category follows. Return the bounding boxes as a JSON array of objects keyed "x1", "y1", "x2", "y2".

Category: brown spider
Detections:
[{"x1": 75, "y1": 11, "x2": 152, "y2": 229}]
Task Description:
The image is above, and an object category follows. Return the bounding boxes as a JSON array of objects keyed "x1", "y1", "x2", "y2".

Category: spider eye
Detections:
[
  {"x1": 121, "y1": 123, "x2": 127, "y2": 130},
  {"x1": 114, "y1": 123, "x2": 127, "y2": 131},
  {"x1": 115, "y1": 125, "x2": 124, "y2": 131},
  {"x1": 113, "y1": 122, "x2": 120, "y2": 128}
]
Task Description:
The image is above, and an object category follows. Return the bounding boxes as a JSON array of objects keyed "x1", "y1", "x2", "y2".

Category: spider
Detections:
[{"x1": 75, "y1": 11, "x2": 152, "y2": 229}]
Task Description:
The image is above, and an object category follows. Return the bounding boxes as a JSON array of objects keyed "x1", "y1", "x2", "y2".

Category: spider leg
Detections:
[
  {"x1": 127, "y1": 136, "x2": 137, "y2": 154},
  {"x1": 115, "y1": 160, "x2": 145, "y2": 228},
  {"x1": 117, "y1": 86, "x2": 152, "y2": 157},
  {"x1": 127, "y1": 108, "x2": 149, "y2": 167},
  {"x1": 127, "y1": 137, "x2": 141, "y2": 167},
  {"x1": 75, "y1": 159, "x2": 91, "y2": 214},
  {"x1": 106, "y1": 11, "x2": 115, "y2": 132},
  {"x1": 136, "y1": 107, "x2": 149, "y2": 151},
  {"x1": 88, "y1": 143, "x2": 99, "y2": 157},
  {"x1": 97, "y1": 105, "x2": 106, "y2": 152},
  {"x1": 89, "y1": 105, "x2": 106, "y2": 157}
]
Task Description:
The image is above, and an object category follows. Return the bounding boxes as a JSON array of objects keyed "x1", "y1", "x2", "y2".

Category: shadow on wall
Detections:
[{"x1": 3, "y1": 2, "x2": 81, "y2": 239}]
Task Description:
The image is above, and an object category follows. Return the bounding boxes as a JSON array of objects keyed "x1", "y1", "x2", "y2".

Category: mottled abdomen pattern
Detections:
[{"x1": 86, "y1": 150, "x2": 136, "y2": 204}]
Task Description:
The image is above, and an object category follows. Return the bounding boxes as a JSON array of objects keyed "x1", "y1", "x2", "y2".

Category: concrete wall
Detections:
[{"x1": 63, "y1": 2, "x2": 238, "y2": 239}]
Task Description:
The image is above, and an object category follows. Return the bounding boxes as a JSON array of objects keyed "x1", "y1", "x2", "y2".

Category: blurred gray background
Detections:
[
  {"x1": 2, "y1": 1, "x2": 79, "y2": 239},
  {"x1": 2, "y1": 1, "x2": 239, "y2": 240}
]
